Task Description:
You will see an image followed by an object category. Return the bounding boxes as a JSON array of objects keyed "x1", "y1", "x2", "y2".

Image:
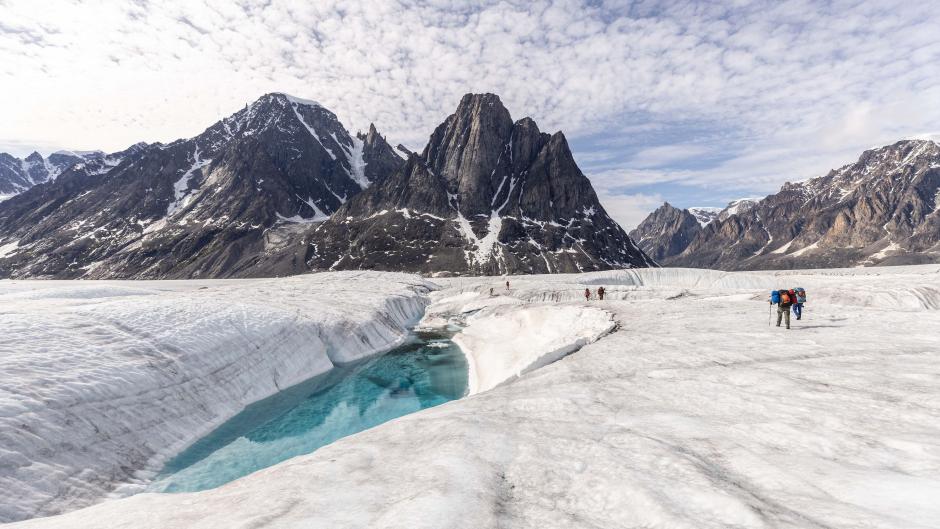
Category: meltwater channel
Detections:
[{"x1": 149, "y1": 330, "x2": 467, "y2": 493}]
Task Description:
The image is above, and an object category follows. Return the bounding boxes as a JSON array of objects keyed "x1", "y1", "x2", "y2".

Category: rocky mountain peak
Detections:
[
  {"x1": 628, "y1": 202, "x2": 701, "y2": 262},
  {"x1": 421, "y1": 93, "x2": 514, "y2": 211},
  {"x1": 25, "y1": 152, "x2": 43, "y2": 162},
  {"x1": 283, "y1": 93, "x2": 653, "y2": 276}
]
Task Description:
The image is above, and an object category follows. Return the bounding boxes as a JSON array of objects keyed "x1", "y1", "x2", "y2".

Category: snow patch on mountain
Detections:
[
  {"x1": 456, "y1": 211, "x2": 503, "y2": 267},
  {"x1": 341, "y1": 136, "x2": 370, "y2": 189},
  {"x1": 688, "y1": 206, "x2": 721, "y2": 226},
  {"x1": 166, "y1": 147, "x2": 210, "y2": 217}
]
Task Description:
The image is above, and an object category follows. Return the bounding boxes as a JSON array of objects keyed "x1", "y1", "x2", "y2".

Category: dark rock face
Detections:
[
  {"x1": 634, "y1": 140, "x2": 940, "y2": 269},
  {"x1": 628, "y1": 203, "x2": 702, "y2": 262},
  {"x1": 257, "y1": 93, "x2": 653, "y2": 275},
  {"x1": 0, "y1": 93, "x2": 402, "y2": 278}
]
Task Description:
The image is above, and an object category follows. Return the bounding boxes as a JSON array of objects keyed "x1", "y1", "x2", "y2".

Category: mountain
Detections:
[
  {"x1": 250, "y1": 93, "x2": 653, "y2": 275},
  {"x1": 0, "y1": 150, "x2": 108, "y2": 198},
  {"x1": 629, "y1": 199, "x2": 761, "y2": 261},
  {"x1": 633, "y1": 140, "x2": 940, "y2": 269},
  {"x1": 0, "y1": 93, "x2": 403, "y2": 278},
  {"x1": 629, "y1": 203, "x2": 702, "y2": 262}
]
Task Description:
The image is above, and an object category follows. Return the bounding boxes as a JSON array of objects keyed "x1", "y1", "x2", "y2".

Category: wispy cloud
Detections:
[{"x1": 1, "y1": 0, "x2": 938, "y2": 215}]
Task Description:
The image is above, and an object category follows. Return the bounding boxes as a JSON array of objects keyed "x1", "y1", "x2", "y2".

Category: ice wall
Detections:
[
  {"x1": 453, "y1": 304, "x2": 615, "y2": 394},
  {"x1": 0, "y1": 272, "x2": 432, "y2": 523}
]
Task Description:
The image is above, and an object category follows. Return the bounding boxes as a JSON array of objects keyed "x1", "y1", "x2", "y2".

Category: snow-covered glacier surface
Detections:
[
  {"x1": 7, "y1": 265, "x2": 940, "y2": 528},
  {"x1": 0, "y1": 272, "x2": 432, "y2": 523}
]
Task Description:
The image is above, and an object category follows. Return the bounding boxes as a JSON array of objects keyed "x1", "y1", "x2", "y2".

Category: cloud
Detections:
[
  {"x1": 0, "y1": 0, "x2": 937, "y2": 215},
  {"x1": 628, "y1": 144, "x2": 713, "y2": 169},
  {"x1": 597, "y1": 191, "x2": 667, "y2": 232}
]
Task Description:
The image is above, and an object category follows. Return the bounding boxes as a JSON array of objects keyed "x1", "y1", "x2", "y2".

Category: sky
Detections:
[{"x1": 2, "y1": 0, "x2": 939, "y2": 229}]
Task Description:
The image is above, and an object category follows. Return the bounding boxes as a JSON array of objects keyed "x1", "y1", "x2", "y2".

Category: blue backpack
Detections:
[{"x1": 770, "y1": 290, "x2": 781, "y2": 303}]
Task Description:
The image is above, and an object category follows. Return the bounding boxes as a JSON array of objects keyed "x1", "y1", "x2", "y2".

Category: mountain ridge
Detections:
[
  {"x1": 0, "y1": 92, "x2": 650, "y2": 278},
  {"x1": 0, "y1": 93, "x2": 403, "y2": 278},
  {"x1": 248, "y1": 93, "x2": 654, "y2": 276},
  {"x1": 632, "y1": 139, "x2": 940, "y2": 269}
]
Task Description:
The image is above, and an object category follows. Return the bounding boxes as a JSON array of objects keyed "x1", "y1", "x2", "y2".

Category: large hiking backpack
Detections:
[
  {"x1": 779, "y1": 289, "x2": 791, "y2": 304},
  {"x1": 770, "y1": 290, "x2": 781, "y2": 303},
  {"x1": 795, "y1": 287, "x2": 806, "y2": 303}
]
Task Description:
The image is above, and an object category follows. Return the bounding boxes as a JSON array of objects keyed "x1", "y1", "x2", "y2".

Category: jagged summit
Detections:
[{"x1": 262, "y1": 92, "x2": 653, "y2": 276}]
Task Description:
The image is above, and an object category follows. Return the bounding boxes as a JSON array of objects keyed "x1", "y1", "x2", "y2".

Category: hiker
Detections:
[
  {"x1": 584, "y1": 288, "x2": 591, "y2": 301},
  {"x1": 791, "y1": 287, "x2": 806, "y2": 320},
  {"x1": 505, "y1": 280, "x2": 510, "y2": 291},
  {"x1": 598, "y1": 286, "x2": 605, "y2": 300},
  {"x1": 770, "y1": 289, "x2": 794, "y2": 329},
  {"x1": 489, "y1": 287, "x2": 494, "y2": 296}
]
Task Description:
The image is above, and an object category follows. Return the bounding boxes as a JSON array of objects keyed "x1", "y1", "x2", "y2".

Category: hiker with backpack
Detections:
[
  {"x1": 770, "y1": 289, "x2": 794, "y2": 329},
  {"x1": 584, "y1": 288, "x2": 591, "y2": 301},
  {"x1": 597, "y1": 286, "x2": 605, "y2": 300},
  {"x1": 791, "y1": 287, "x2": 806, "y2": 320}
]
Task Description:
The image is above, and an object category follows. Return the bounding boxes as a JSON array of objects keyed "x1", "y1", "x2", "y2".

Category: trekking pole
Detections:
[{"x1": 768, "y1": 303, "x2": 772, "y2": 326}]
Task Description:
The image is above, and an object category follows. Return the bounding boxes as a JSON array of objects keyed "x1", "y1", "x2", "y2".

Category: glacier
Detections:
[
  {"x1": 0, "y1": 272, "x2": 432, "y2": 523},
  {"x1": 4, "y1": 265, "x2": 940, "y2": 528}
]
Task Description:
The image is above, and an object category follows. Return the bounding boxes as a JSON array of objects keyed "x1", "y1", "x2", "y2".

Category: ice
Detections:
[
  {"x1": 455, "y1": 211, "x2": 503, "y2": 267},
  {"x1": 451, "y1": 302, "x2": 614, "y2": 394},
  {"x1": 0, "y1": 272, "x2": 432, "y2": 523},
  {"x1": 770, "y1": 239, "x2": 793, "y2": 254},
  {"x1": 6, "y1": 265, "x2": 940, "y2": 528},
  {"x1": 791, "y1": 240, "x2": 819, "y2": 257},
  {"x1": 166, "y1": 146, "x2": 210, "y2": 217},
  {"x1": 278, "y1": 93, "x2": 323, "y2": 108},
  {"x1": 339, "y1": 135, "x2": 370, "y2": 189},
  {"x1": 688, "y1": 206, "x2": 721, "y2": 226},
  {"x1": 0, "y1": 240, "x2": 19, "y2": 258}
]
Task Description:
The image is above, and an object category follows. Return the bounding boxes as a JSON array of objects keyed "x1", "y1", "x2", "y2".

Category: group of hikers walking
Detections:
[
  {"x1": 585, "y1": 287, "x2": 605, "y2": 301},
  {"x1": 770, "y1": 287, "x2": 807, "y2": 329}
]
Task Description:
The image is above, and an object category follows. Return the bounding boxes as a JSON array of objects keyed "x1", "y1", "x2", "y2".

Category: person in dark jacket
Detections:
[
  {"x1": 584, "y1": 288, "x2": 591, "y2": 301},
  {"x1": 597, "y1": 286, "x2": 605, "y2": 300},
  {"x1": 771, "y1": 289, "x2": 793, "y2": 329}
]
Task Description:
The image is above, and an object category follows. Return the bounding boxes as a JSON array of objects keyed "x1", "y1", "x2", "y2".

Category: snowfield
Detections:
[
  {"x1": 5, "y1": 265, "x2": 940, "y2": 528},
  {"x1": 0, "y1": 272, "x2": 432, "y2": 523}
]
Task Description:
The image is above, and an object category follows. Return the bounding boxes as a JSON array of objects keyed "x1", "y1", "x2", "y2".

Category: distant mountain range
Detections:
[
  {"x1": 0, "y1": 150, "x2": 111, "y2": 198},
  {"x1": 631, "y1": 140, "x2": 940, "y2": 269},
  {"x1": 0, "y1": 93, "x2": 651, "y2": 278}
]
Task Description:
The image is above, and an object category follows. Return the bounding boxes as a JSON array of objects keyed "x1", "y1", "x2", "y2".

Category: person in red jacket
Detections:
[{"x1": 790, "y1": 288, "x2": 804, "y2": 320}]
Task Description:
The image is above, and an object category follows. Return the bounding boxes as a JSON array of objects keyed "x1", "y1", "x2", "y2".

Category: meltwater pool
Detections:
[{"x1": 149, "y1": 330, "x2": 467, "y2": 493}]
